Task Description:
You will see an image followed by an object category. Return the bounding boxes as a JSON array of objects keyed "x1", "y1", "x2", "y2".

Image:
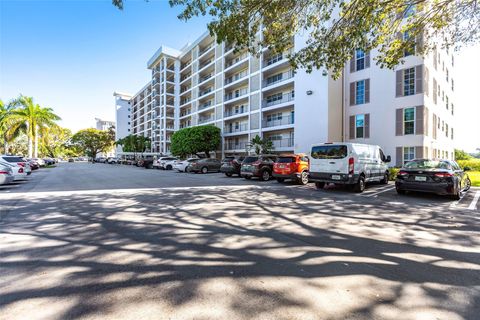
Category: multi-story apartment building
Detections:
[
  {"x1": 113, "y1": 92, "x2": 132, "y2": 154},
  {"x1": 95, "y1": 118, "x2": 115, "y2": 131},
  {"x1": 118, "y1": 31, "x2": 455, "y2": 166},
  {"x1": 344, "y1": 44, "x2": 455, "y2": 166}
]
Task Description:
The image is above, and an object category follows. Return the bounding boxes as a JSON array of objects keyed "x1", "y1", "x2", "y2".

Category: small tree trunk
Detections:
[{"x1": 34, "y1": 125, "x2": 39, "y2": 158}]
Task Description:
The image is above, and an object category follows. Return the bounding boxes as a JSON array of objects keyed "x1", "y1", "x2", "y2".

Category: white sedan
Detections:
[
  {"x1": 0, "y1": 160, "x2": 27, "y2": 181},
  {"x1": 173, "y1": 158, "x2": 199, "y2": 172}
]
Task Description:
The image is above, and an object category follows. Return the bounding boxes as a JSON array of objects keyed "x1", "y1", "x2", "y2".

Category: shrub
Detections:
[
  {"x1": 388, "y1": 167, "x2": 400, "y2": 181},
  {"x1": 458, "y1": 159, "x2": 480, "y2": 171}
]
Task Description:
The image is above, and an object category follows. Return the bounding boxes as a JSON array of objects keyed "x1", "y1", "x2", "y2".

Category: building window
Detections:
[
  {"x1": 403, "y1": 31, "x2": 414, "y2": 56},
  {"x1": 451, "y1": 128, "x2": 454, "y2": 140},
  {"x1": 445, "y1": 123, "x2": 449, "y2": 137},
  {"x1": 356, "y1": 50, "x2": 365, "y2": 71},
  {"x1": 445, "y1": 96, "x2": 449, "y2": 110},
  {"x1": 403, "y1": 67, "x2": 415, "y2": 96},
  {"x1": 266, "y1": 112, "x2": 283, "y2": 122},
  {"x1": 128, "y1": 115, "x2": 130, "y2": 118},
  {"x1": 451, "y1": 79, "x2": 454, "y2": 91},
  {"x1": 356, "y1": 80, "x2": 365, "y2": 104},
  {"x1": 266, "y1": 73, "x2": 283, "y2": 85},
  {"x1": 446, "y1": 69, "x2": 449, "y2": 82},
  {"x1": 355, "y1": 114, "x2": 365, "y2": 138},
  {"x1": 404, "y1": 107, "x2": 415, "y2": 135},
  {"x1": 403, "y1": 147, "x2": 415, "y2": 164},
  {"x1": 266, "y1": 92, "x2": 283, "y2": 104},
  {"x1": 128, "y1": 122, "x2": 130, "y2": 125}
]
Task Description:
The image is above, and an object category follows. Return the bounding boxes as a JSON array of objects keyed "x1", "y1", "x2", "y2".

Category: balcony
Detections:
[
  {"x1": 269, "y1": 138, "x2": 294, "y2": 149},
  {"x1": 262, "y1": 115, "x2": 294, "y2": 128},
  {"x1": 180, "y1": 98, "x2": 191, "y2": 106},
  {"x1": 225, "y1": 141, "x2": 247, "y2": 150},
  {"x1": 224, "y1": 107, "x2": 247, "y2": 117},
  {"x1": 198, "y1": 58, "x2": 214, "y2": 70},
  {"x1": 224, "y1": 123, "x2": 248, "y2": 134},
  {"x1": 180, "y1": 61, "x2": 191, "y2": 71},
  {"x1": 263, "y1": 92, "x2": 294, "y2": 108},
  {"x1": 198, "y1": 115, "x2": 215, "y2": 124},
  {"x1": 198, "y1": 87, "x2": 213, "y2": 98},
  {"x1": 199, "y1": 43, "x2": 214, "y2": 56},
  {"x1": 225, "y1": 70, "x2": 248, "y2": 85},
  {"x1": 225, "y1": 88, "x2": 248, "y2": 102},
  {"x1": 180, "y1": 73, "x2": 192, "y2": 82},
  {"x1": 198, "y1": 100, "x2": 213, "y2": 111},
  {"x1": 180, "y1": 109, "x2": 192, "y2": 117},
  {"x1": 225, "y1": 52, "x2": 248, "y2": 69},
  {"x1": 263, "y1": 70, "x2": 294, "y2": 88},
  {"x1": 263, "y1": 48, "x2": 293, "y2": 67},
  {"x1": 199, "y1": 73, "x2": 213, "y2": 84},
  {"x1": 166, "y1": 125, "x2": 175, "y2": 130}
]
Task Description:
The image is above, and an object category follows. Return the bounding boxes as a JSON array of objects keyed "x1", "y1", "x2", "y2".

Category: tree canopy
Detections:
[
  {"x1": 113, "y1": 0, "x2": 479, "y2": 78},
  {"x1": 116, "y1": 134, "x2": 151, "y2": 153},
  {"x1": 71, "y1": 128, "x2": 115, "y2": 159},
  {"x1": 171, "y1": 125, "x2": 221, "y2": 158},
  {"x1": 247, "y1": 135, "x2": 274, "y2": 155}
]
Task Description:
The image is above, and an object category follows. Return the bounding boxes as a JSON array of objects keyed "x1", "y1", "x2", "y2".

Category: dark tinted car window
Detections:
[
  {"x1": 404, "y1": 160, "x2": 452, "y2": 170},
  {"x1": 2, "y1": 156, "x2": 24, "y2": 162},
  {"x1": 311, "y1": 145, "x2": 348, "y2": 159},
  {"x1": 277, "y1": 157, "x2": 295, "y2": 163},
  {"x1": 222, "y1": 157, "x2": 235, "y2": 163},
  {"x1": 243, "y1": 156, "x2": 259, "y2": 163}
]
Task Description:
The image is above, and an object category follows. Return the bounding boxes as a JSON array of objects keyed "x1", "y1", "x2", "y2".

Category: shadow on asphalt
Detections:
[{"x1": 1, "y1": 186, "x2": 479, "y2": 319}]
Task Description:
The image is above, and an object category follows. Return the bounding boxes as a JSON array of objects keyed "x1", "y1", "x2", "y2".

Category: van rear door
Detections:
[{"x1": 310, "y1": 144, "x2": 349, "y2": 174}]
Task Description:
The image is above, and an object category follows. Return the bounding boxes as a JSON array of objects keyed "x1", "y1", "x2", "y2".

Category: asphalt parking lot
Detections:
[{"x1": 1, "y1": 162, "x2": 479, "y2": 320}]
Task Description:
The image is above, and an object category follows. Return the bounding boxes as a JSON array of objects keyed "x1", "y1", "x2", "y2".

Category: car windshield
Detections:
[
  {"x1": 187, "y1": 159, "x2": 198, "y2": 162},
  {"x1": 277, "y1": 157, "x2": 295, "y2": 163},
  {"x1": 2, "y1": 156, "x2": 25, "y2": 162},
  {"x1": 311, "y1": 145, "x2": 348, "y2": 159},
  {"x1": 243, "y1": 156, "x2": 258, "y2": 164},
  {"x1": 404, "y1": 160, "x2": 452, "y2": 170}
]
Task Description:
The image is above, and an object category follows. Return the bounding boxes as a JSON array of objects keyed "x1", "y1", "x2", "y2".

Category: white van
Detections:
[{"x1": 309, "y1": 142, "x2": 391, "y2": 192}]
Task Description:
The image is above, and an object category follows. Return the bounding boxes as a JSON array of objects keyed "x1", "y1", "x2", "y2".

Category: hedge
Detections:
[{"x1": 458, "y1": 159, "x2": 480, "y2": 171}]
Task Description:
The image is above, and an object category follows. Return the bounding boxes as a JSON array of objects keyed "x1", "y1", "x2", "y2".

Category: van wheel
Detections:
[
  {"x1": 261, "y1": 170, "x2": 271, "y2": 181},
  {"x1": 276, "y1": 178, "x2": 285, "y2": 183},
  {"x1": 298, "y1": 171, "x2": 309, "y2": 185},
  {"x1": 380, "y1": 171, "x2": 389, "y2": 184},
  {"x1": 166, "y1": 165, "x2": 172, "y2": 170},
  {"x1": 354, "y1": 176, "x2": 365, "y2": 193},
  {"x1": 201, "y1": 167, "x2": 208, "y2": 174},
  {"x1": 315, "y1": 182, "x2": 325, "y2": 189}
]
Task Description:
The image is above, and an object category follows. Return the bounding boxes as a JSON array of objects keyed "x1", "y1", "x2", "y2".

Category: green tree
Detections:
[
  {"x1": 118, "y1": 0, "x2": 480, "y2": 78},
  {"x1": 455, "y1": 149, "x2": 472, "y2": 161},
  {"x1": 170, "y1": 125, "x2": 221, "y2": 158},
  {"x1": 71, "y1": 128, "x2": 115, "y2": 161},
  {"x1": 116, "y1": 134, "x2": 151, "y2": 154},
  {"x1": 6, "y1": 95, "x2": 61, "y2": 158},
  {"x1": 40, "y1": 126, "x2": 72, "y2": 158},
  {"x1": 0, "y1": 99, "x2": 15, "y2": 154},
  {"x1": 247, "y1": 135, "x2": 274, "y2": 155}
]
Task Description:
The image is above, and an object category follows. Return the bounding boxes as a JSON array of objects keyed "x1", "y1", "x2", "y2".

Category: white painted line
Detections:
[
  {"x1": 468, "y1": 191, "x2": 480, "y2": 210},
  {"x1": 364, "y1": 186, "x2": 395, "y2": 197},
  {"x1": 449, "y1": 193, "x2": 466, "y2": 208}
]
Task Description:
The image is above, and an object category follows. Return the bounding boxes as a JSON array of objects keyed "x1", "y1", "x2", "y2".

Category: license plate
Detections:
[
  {"x1": 332, "y1": 175, "x2": 341, "y2": 180},
  {"x1": 415, "y1": 176, "x2": 427, "y2": 182}
]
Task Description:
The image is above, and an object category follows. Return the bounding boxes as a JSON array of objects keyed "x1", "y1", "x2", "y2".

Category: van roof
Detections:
[{"x1": 310, "y1": 142, "x2": 381, "y2": 148}]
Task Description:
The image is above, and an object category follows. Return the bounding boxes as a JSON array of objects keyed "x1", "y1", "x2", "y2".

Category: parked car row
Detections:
[
  {"x1": 103, "y1": 142, "x2": 472, "y2": 200},
  {"x1": 0, "y1": 155, "x2": 33, "y2": 185}
]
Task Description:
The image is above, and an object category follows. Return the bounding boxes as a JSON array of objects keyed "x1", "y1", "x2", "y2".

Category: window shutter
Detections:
[
  {"x1": 395, "y1": 70, "x2": 403, "y2": 97},
  {"x1": 415, "y1": 65, "x2": 423, "y2": 94},
  {"x1": 364, "y1": 113, "x2": 370, "y2": 138},
  {"x1": 433, "y1": 114, "x2": 437, "y2": 139},
  {"x1": 424, "y1": 107, "x2": 429, "y2": 137},
  {"x1": 350, "y1": 82, "x2": 355, "y2": 106},
  {"x1": 433, "y1": 47, "x2": 438, "y2": 70},
  {"x1": 415, "y1": 105, "x2": 424, "y2": 135},
  {"x1": 365, "y1": 79, "x2": 370, "y2": 103},
  {"x1": 415, "y1": 146, "x2": 423, "y2": 159},
  {"x1": 396, "y1": 147, "x2": 403, "y2": 167},
  {"x1": 349, "y1": 115, "x2": 355, "y2": 139},
  {"x1": 433, "y1": 78, "x2": 437, "y2": 104},
  {"x1": 365, "y1": 51, "x2": 370, "y2": 68},
  {"x1": 350, "y1": 57, "x2": 355, "y2": 73},
  {"x1": 415, "y1": 33, "x2": 424, "y2": 54},
  {"x1": 395, "y1": 108, "x2": 403, "y2": 136},
  {"x1": 424, "y1": 66, "x2": 429, "y2": 97},
  {"x1": 424, "y1": 147, "x2": 429, "y2": 159}
]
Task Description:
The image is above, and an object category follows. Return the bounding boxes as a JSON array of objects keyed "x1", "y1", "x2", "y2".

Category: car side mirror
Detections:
[
  {"x1": 464, "y1": 166, "x2": 471, "y2": 171},
  {"x1": 385, "y1": 155, "x2": 391, "y2": 163}
]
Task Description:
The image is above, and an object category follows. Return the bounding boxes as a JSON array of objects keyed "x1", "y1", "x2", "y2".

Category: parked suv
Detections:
[
  {"x1": 309, "y1": 142, "x2": 391, "y2": 192},
  {"x1": 153, "y1": 157, "x2": 178, "y2": 170},
  {"x1": 240, "y1": 155, "x2": 277, "y2": 181},
  {"x1": 220, "y1": 156, "x2": 245, "y2": 177},
  {"x1": 189, "y1": 158, "x2": 222, "y2": 173},
  {"x1": 273, "y1": 154, "x2": 310, "y2": 185}
]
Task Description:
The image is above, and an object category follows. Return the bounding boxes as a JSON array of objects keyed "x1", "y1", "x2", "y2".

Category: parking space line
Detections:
[
  {"x1": 363, "y1": 185, "x2": 395, "y2": 197},
  {"x1": 468, "y1": 191, "x2": 480, "y2": 210}
]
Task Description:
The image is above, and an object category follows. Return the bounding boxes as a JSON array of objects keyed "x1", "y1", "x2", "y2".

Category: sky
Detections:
[{"x1": 1, "y1": 0, "x2": 479, "y2": 152}]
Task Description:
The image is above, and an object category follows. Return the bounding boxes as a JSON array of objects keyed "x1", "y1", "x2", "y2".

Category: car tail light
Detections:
[
  {"x1": 434, "y1": 172, "x2": 453, "y2": 178},
  {"x1": 18, "y1": 167, "x2": 24, "y2": 173},
  {"x1": 348, "y1": 157, "x2": 354, "y2": 175},
  {"x1": 17, "y1": 162, "x2": 25, "y2": 167},
  {"x1": 0, "y1": 170, "x2": 8, "y2": 174},
  {"x1": 398, "y1": 171, "x2": 408, "y2": 176}
]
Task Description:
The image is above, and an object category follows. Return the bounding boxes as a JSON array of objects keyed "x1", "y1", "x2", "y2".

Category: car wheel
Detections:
[
  {"x1": 298, "y1": 171, "x2": 309, "y2": 185},
  {"x1": 315, "y1": 182, "x2": 325, "y2": 189},
  {"x1": 225, "y1": 173, "x2": 232, "y2": 177},
  {"x1": 166, "y1": 165, "x2": 172, "y2": 170},
  {"x1": 380, "y1": 171, "x2": 389, "y2": 184},
  {"x1": 396, "y1": 188, "x2": 406, "y2": 195},
  {"x1": 244, "y1": 175, "x2": 251, "y2": 180},
  {"x1": 261, "y1": 170, "x2": 271, "y2": 181},
  {"x1": 201, "y1": 167, "x2": 208, "y2": 174},
  {"x1": 452, "y1": 182, "x2": 462, "y2": 200},
  {"x1": 464, "y1": 177, "x2": 471, "y2": 191},
  {"x1": 276, "y1": 178, "x2": 285, "y2": 183},
  {"x1": 354, "y1": 175, "x2": 365, "y2": 193},
  {"x1": 147, "y1": 163, "x2": 153, "y2": 169}
]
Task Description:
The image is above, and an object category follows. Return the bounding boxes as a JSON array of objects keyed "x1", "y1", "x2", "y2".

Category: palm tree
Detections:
[
  {"x1": 7, "y1": 96, "x2": 61, "y2": 158},
  {"x1": 0, "y1": 99, "x2": 15, "y2": 153}
]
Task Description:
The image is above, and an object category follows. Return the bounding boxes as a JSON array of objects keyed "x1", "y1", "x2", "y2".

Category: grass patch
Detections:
[{"x1": 468, "y1": 171, "x2": 480, "y2": 187}]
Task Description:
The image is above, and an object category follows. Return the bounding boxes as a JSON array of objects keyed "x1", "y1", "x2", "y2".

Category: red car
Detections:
[{"x1": 273, "y1": 154, "x2": 310, "y2": 185}]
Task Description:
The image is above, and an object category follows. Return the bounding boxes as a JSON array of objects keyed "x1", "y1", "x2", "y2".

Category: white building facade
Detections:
[
  {"x1": 113, "y1": 92, "x2": 132, "y2": 155},
  {"x1": 117, "y1": 30, "x2": 455, "y2": 166}
]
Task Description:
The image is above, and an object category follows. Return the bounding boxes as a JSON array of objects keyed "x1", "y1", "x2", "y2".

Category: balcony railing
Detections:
[
  {"x1": 268, "y1": 138, "x2": 294, "y2": 148},
  {"x1": 262, "y1": 115, "x2": 294, "y2": 128},
  {"x1": 198, "y1": 116, "x2": 215, "y2": 124},
  {"x1": 199, "y1": 58, "x2": 214, "y2": 70},
  {"x1": 225, "y1": 88, "x2": 248, "y2": 101},
  {"x1": 263, "y1": 48, "x2": 293, "y2": 67},
  {"x1": 198, "y1": 100, "x2": 213, "y2": 110},
  {"x1": 224, "y1": 123, "x2": 248, "y2": 133},
  {"x1": 225, "y1": 141, "x2": 248, "y2": 150},
  {"x1": 180, "y1": 86, "x2": 191, "y2": 94},
  {"x1": 180, "y1": 61, "x2": 191, "y2": 70},
  {"x1": 181, "y1": 74, "x2": 191, "y2": 82},
  {"x1": 225, "y1": 52, "x2": 248, "y2": 69},
  {"x1": 199, "y1": 43, "x2": 214, "y2": 56},
  {"x1": 224, "y1": 107, "x2": 247, "y2": 117},
  {"x1": 225, "y1": 70, "x2": 248, "y2": 85},
  {"x1": 199, "y1": 73, "x2": 213, "y2": 83},
  {"x1": 166, "y1": 126, "x2": 175, "y2": 130},
  {"x1": 180, "y1": 110, "x2": 192, "y2": 117},
  {"x1": 180, "y1": 98, "x2": 191, "y2": 106},
  {"x1": 263, "y1": 70, "x2": 295, "y2": 88},
  {"x1": 263, "y1": 92, "x2": 294, "y2": 108},
  {"x1": 198, "y1": 87, "x2": 213, "y2": 98}
]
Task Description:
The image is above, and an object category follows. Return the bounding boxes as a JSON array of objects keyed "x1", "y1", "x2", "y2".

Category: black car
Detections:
[
  {"x1": 395, "y1": 159, "x2": 471, "y2": 200},
  {"x1": 189, "y1": 158, "x2": 222, "y2": 173},
  {"x1": 240, "y1": 155, "x2": 278, "y2": 181},
  {"x1": 220, "y1": 156, "x2": 245, "y2": 177}
]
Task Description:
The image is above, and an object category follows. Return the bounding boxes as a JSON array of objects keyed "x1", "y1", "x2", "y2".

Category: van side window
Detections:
[{"x1": 379, "y1": 149, "x2": 386, "y2": 162}]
